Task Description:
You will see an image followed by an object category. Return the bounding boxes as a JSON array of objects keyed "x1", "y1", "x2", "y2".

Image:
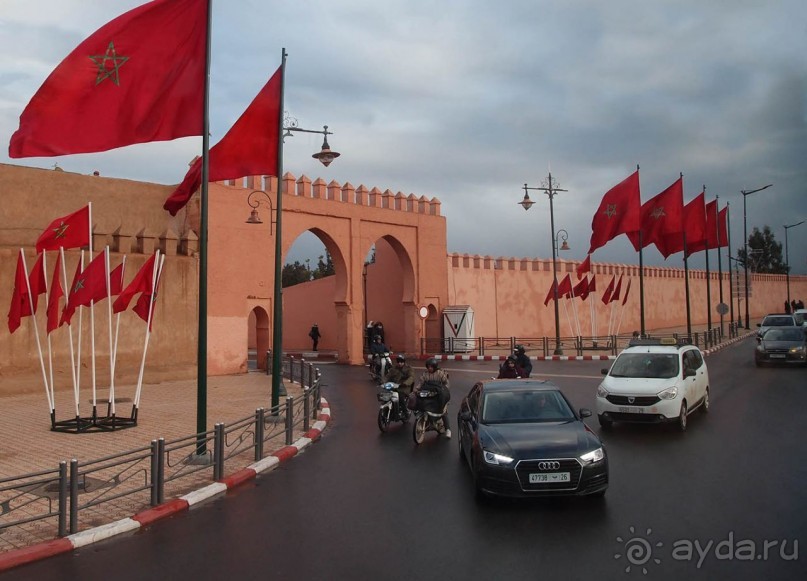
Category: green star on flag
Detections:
[{"x1": 90, "y1": 42, "x2": 129, "y2": 86}]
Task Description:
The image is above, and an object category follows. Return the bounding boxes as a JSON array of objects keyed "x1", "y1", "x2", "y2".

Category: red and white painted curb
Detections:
[{"x1": 0, "y1": 398, "x2": 332, "y2": 573}]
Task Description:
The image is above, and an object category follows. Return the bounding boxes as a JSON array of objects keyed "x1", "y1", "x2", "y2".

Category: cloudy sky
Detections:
[{"x1": 1, "y1": 0, "x2": 805, "y2": 274}]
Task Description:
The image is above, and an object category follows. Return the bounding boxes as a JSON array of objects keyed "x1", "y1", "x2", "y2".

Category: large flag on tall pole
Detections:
[
  {"x1": 163, "y1": 66, "x2": 283, "y2": 216},
  {"x1": 47, "y1": 252, "x2": 65, "y2": 334},
  {"x1": 627, "y1": 177, "x2": 684, "y2": 251},
  {"x1": 9, "y1": 0, "x2": 207, "y2": 158},
  {"x1": 656, "y1": 191, "x2": 707, "y2": 259},
  {"x1": 587, "y1": 170, "x2": 641, "y2": 254}
]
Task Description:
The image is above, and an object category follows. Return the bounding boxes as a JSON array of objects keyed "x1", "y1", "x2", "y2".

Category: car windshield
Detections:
[
  {"x1": 762, "y1": 328, "x2": 804, "y2": 341},
  {"x1": 762, "y1": 316, "x2": 794, "y2": 327},
  {"x1": 609, "y1": 353, "x2": 679, "y2": 379},
  {"x1": 481, "y1": 389, "x2": 574, "y2": 424}
]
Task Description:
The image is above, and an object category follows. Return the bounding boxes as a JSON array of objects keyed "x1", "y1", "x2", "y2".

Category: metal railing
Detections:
[
  {"x1": 422, "y1": 322, "x2": 743, "y2": 356},
  {"x1": 0, "y1": 356, "x2": 322, "y2": 549}
]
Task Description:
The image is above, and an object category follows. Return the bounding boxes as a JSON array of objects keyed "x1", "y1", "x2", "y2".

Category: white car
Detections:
[{"x1": 596, "y1": 338, "x2": 710, "y2": 432}]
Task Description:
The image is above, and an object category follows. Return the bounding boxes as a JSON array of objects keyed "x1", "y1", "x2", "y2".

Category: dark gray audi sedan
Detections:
[{"x1": 457, "y1": 379, "x2": 608, "y2": 500}]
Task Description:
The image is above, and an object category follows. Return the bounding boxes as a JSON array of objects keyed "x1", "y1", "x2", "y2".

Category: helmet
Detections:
[
  {"x1": 396, "y1": 354, "x2": 406, "y2": 363},
  {"x1": 374, "y1": 334, "x2": 382, "y2": 341},
  {"x1": 506, "y1": 355, "x2": 518, "y2": 364},
  {"x1": 425, "y1": 357, "x2": 439, "y2": 369},
  {"x1": 514, "y1": 344, "x2": 525, "y2": 355}
]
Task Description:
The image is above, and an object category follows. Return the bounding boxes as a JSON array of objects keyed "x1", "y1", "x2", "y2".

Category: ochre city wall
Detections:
[{"x1": 445, "y1": 252, "x2": 807, "y2": 339}]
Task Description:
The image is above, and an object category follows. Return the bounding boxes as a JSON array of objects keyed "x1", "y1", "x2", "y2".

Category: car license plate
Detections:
[
  {"x1": 529, "y1": 472, "x2": 570, "y2": 483},
  {"x1": 770, "y1": 354, "x2": 786, "y2": 359},
  {"x1": 618, "y1": 406, "x2": 644, "y2": 413}
]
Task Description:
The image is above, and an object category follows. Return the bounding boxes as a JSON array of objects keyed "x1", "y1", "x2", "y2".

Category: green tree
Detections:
[
  {"x1": 736, "y1": 226, "x2": 787, "y2": 274},
  {"x1": 311, "y1": 252, "x2": 335, "y2": 279},
  {"x1": 282, "y1": 261, "x2": 311, "y2": 287}
]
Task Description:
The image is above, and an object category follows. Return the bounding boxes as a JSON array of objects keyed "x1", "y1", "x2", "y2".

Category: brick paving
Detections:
[{"x1": 0, "y1": 370, "x2": 316, "y2": 553}]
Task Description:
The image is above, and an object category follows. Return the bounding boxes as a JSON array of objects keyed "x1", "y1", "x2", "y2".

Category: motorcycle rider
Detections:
[
  {"x1": 415, "y1": 357, "x2": 451, "y2": 439},
  {"x1": 386, "y1": 354, "x2": 414, "y2": 418},
  {"x1": 513, "y1": 344, "x2": 532, "y2": 378},
  {"x1": 497, "y1": 355, "x2": 524, "y2": 379},
  {"x1": 369, "y1": 334, "x2": 390, "y2": 376}
]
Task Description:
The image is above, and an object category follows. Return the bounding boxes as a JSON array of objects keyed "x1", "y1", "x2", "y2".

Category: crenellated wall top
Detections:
[
  {"x1": 446, "y1": 252, "x2": 804, "y2": 281},
  {"x1": 217, "y1": 172, "x2": 442, "y2": 216}
]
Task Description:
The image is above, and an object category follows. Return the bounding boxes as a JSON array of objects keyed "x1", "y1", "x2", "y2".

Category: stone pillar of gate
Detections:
[
  {"x1": 335, "y1": 301, "x2": 363, "y2": 365},
  {"x1": 402, "y1": 301, "x2": 419, "y2": 356}
]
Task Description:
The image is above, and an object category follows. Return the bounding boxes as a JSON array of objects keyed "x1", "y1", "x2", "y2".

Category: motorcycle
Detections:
[
  {"x1": 412, "y1": 382, "x2": 449, "y2": 445},
  {"x1": 369, "y1": 351, "x2": 392, "y2": 384},
  {"x1": 377, "y1": 381, "x2": 410, "y2": 432}
]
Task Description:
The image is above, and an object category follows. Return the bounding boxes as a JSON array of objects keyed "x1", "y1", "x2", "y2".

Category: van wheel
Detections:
[
  {"x1": 678, "y1": 401, "x2": 688, "y2": 432},
  {"x1": 598, "y1": 415, "x2": 613, "y2": 430},
  {"x1": 702, "y1": 388, "x2": 710, "y2": 414}
]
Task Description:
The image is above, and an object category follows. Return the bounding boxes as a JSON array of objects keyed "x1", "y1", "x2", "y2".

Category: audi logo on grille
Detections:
[{"x1": 537, "y1": 461, "x2": 560, "y2": 470}]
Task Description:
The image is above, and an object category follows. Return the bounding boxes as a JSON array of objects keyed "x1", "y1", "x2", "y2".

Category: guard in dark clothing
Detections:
[{"x1": 513, "y1": 344, "x2": 532, "y2": 378}]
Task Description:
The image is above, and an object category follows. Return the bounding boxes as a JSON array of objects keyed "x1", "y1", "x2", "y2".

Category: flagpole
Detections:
[
  {"x1": 20, "y1": 249, "x2": 53, "y2": 415},
  {"x1": 195, "y1": 0, "x2": 213, "y2": 455},
  {"x1": 43, "y1": 251, "x2": 56, "y2": 416},
  {"x1": 704, "y1": 186, "x2": 712, "y2": 334},
  {"x1": 111, "y1": 257, "x2": 126, "y2": 418},
  {"x1": 726, "y1": 202, "x2": 735, "y2": 328},
  {"x1": 270, "y1": 48, "x2": 288, "y2": 413},
  {"x1": 636, "y1": 165, "x2": 646, "y2": 336},
  {"x1": 62, "y1": 248, "x2": 80, "y2": 419},
  {"x1": 716, "y1": 196, "x2": 724, "y2": 336},
  {"x1": 104, "y1": 247, "x2": 115, "y2": 419},
  {"x1": 134, "y1": 253, "x2": 163, "y2": 411}
]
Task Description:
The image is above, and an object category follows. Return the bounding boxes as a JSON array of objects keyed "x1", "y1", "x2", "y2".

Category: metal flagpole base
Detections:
[{"x1": 51, "y1": 410, "x2": 138, "y2": 434}]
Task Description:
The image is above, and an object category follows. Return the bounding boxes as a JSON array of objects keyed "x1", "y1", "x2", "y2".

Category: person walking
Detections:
[{"x1": 308, "y1": 324, "x2": 321, "y2": 351}]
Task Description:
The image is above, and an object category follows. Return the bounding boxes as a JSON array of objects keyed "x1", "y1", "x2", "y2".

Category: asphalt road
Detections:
[{"x1": 6, "y1": 338, "x2": 807, "y2": 580}]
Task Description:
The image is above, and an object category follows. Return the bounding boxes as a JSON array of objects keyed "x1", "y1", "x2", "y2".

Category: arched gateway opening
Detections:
[{"x1": 206, "y1": 173, "x2": 448, "y2": 374}]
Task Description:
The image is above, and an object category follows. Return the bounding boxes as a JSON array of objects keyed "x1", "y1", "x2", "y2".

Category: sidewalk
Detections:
[{"x1": 0, "y1": 370, "x2": 325, "y2": 557}]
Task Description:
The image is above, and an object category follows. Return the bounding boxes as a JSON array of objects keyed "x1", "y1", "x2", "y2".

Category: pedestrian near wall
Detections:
[{"x1": 309, "y1": 324, "x2": 321, "y2": 351}]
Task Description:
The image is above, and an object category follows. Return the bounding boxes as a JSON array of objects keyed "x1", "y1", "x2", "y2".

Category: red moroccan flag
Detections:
[
  {"x1": 610, "y1": 275, "x2": 624, "y2": 304},
  {"x1": 35, "y1": 205, "x2": 90, "y2": 253},
  {"x1": 557, "y1": 274, "x2": 573, "y2": 299},
  {"x1": 164, "y1": 66, "x2": 283, "y2": 216},
  {"x1": 622, "y1": 278, "x2": 632, "y2": 306},
  {"x1": 587, "y1": 170, "x2": 641, "y2": 254},
  {"x1": 7, "y1": 252, "x2": 29, "y2": 333},
  {"x1": 716, "y1": 206, "x2": 728, "y2": 248},
  {"x1": 544, "y1": 279, "x2": 557, "y2": 306},
  {"x1": 60, "y1": 251, "x2": 108, "y2": 325},
  {"x1": 113, "y1": 254, "x2": 156, "y2": 314},
  {"x1": 588, "y1": 276, "x2": 596, "y2": 294},
  {"x1": 573, "y1": 276, "x2": 590, "y2": 301},
  {"x1": 109, "y1": 262, "x2": 125, "y2": 296},
  {"x1": 27, "y1": 253, "x2": 47, "y2": 314},
  {"x1": 627, "y1": 177, "x2": 684, "y2": 251},
  {"x1": 9, "y1": 0, "x2": 207, "y2": 158},
  {"x1": 687, "y1": 199, "x2": 720, "y2": 254},
  {"x1": 576, "y1": 254, "x2": 591, "y2": 279},
  {"x1": 601, "y1": 275, "x2": 616, "y2": 305},
  {"x1": 47, "y1": 252, "x2": 64, "y2": 334},
  {"x1": 133, "y1": 262, "x2": 162, "y2": 330},
  {"x1": 657, "y1": 192, "x2": 707, "y2": 258}
]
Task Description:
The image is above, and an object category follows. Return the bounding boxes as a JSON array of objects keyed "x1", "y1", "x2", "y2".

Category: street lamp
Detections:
[
  {"x1": 784, "y1": 220, "x2": 805, "y2": 308},
  {"x1": 728, "y1": 255, "x2": 744, "y2": 328},
  {"x1": 741, "y1": 184, "x2": 772, "y2": 328},
  {"x1": 519, "y1": 173, "x2": 568, "y2": 355},
  {"x1": 245, "y1": 190, "x2": 274, "y2": 233}
]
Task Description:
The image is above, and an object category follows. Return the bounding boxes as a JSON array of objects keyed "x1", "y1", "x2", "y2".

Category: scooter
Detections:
[
  {"x1": 377, "y1": 381, "x2": 410, "y2": 432},
  {"x1": 369, "y1": 352, "x2": 392, "y2": 384},
  {"x1": 412, "y1": 383, "x2": 449, "y2": 445}
]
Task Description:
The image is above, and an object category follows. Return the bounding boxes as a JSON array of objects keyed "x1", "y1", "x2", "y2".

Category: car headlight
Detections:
[
  {"x1": 658, "y1": 386, "x2": 678, "y2": 400},
  {"x1": 755, "y1": 345, "x2": 765, "y2": 352},
  {"x1": 596, "y1": 384, "x2": 609, "y2": 398},
  {"x1": 580, "y1": 447, "x2": 604, "y2": 464},
  {"x1": 483, "y1": 450, "x2": 514, "y2": 465},
  {"x1": 790, "y1": 346, "x2": 805, "y2": 354}
]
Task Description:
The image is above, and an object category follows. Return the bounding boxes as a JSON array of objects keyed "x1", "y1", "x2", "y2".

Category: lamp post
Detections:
[
  {"x1": 728, "y1": 255, "x2": 744, "y2": 328},
  {"x1": 741, "y1": 184, "x2": 772, "y2": 329},
  {"x1": 784, "y1": 220, "x2": 805, "y2": 308},
  {"x1": 519, "y1": 173, "x2": 568, "y2": 355},
  {"x1": 248, "y1": 48, "x2": 340, "y2": 413}
]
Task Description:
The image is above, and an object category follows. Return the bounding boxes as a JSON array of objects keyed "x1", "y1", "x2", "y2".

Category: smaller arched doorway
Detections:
[{"x1": 248, "y1": 306, "x2": 270, "y2": 372}]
